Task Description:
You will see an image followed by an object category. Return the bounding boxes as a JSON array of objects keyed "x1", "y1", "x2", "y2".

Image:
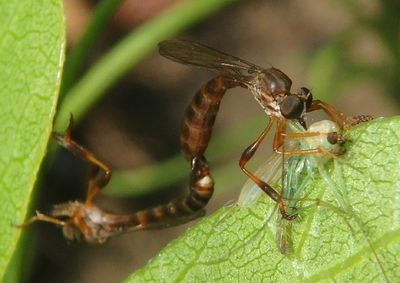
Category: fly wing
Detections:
[{"x1": 159, "y1": 39, "x2": 266, "y2": 83}]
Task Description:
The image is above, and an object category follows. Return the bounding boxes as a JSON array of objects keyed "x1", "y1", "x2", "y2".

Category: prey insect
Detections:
[
  {"x1": 159, "y1": 39, "x2": 352, "y2": 220},
  {"x1": 19, "y1": 118, "x2": 204, "y2": 244},
  {"x1": 236, "y1": 118, "x2": 388, "y2": 281},
  {"x1": 238, "y1": 119, "x2": 346, "y2": 254}
]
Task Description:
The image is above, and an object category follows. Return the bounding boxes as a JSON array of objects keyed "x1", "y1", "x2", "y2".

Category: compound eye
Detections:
[
  {"x1": 327, "y1": 132, "x2": 338, "y2": 145},
  {"x1": 280, "y1": 94, "x2": 304, "y2": 119},
  {"x1": 300, "y1": 87, "x2": 313, "y2": 109}
]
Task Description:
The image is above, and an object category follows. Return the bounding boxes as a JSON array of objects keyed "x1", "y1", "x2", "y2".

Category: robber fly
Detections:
[{"x1": 159, "y1": 39, "x2": 353, "y2": 220}]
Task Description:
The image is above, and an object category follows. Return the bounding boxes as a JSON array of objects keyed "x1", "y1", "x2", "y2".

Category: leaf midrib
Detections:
[{"x1": 304, "y1": 228, "x2": 400, "y2": 281}]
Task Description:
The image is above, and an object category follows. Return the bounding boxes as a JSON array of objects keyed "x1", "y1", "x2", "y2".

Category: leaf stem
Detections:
[
  {"x1": 55, "y1": 0, "x2": 238, "y2": 131},
  {"x1": 61, "y1": 0, "x2": 124, "y2": 97}
]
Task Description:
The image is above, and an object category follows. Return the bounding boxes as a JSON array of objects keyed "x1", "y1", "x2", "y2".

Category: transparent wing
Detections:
[
  {"x1": 159, "y1": 39, "x2": 266, "y2": 82},
  {"x1": 237, "y1": 120, "x2": 303, "y2": 208},
  {"x1": 237, "y1": 152, "x2": 282, "y2": 207}
]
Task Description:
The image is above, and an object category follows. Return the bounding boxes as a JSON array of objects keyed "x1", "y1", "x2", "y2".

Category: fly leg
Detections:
[
  {"x1": 18, "y1": 116, "x2": 110, "y2": 229},
  {"x1": 307, "y1": 100, "x2": 346, "y2": 128},
  {"x1": 52, "y1": 115, "x2": 111, "y2": 206},
  {"x1": 16, "y1": 211, "x2": 66, "y2": 228},
  {"x1": 239, "y1": 118, "x2": 296, "y2": 220},
  {"x1": 308, "y1": 101, "x2": 374, "y2": 130}
]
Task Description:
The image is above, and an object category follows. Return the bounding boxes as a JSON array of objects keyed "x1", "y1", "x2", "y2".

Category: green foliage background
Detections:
[
  {"x1": 0, "y1": 0, "x2": 64, "y2": 280},
  {"x1": 0, "y1": 0, "x2": 398, "y2": 281},
  {"x1": 128, "y1": 117, "x2": 400, "y2": 282}
]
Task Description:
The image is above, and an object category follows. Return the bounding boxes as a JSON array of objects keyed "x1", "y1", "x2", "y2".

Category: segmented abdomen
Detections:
[
  {"x1": 132, "y1": 76, "x2": 237, "y2": 228},
  {"x1": 180, "y1": 76, "x2": 233, "y2": 160},
  {"x1": 109, "y1": 77, "x2": 239, "y2": 232}
]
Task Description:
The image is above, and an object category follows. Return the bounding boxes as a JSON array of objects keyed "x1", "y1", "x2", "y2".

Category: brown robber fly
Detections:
[{"x1": 158, "y1": 39, "x2": 353, "y2": 220}]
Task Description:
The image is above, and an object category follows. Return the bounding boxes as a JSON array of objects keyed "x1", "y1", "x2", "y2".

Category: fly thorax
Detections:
[
  {"x1": 249, "y1": 75, "x2": 282, "y2": 117},
  {"x1": 82, "y1": 206, "x2": 110, "y2": 243},
  {"x1": 86, "y1": 206, "x2": 104, "y2": 224}
]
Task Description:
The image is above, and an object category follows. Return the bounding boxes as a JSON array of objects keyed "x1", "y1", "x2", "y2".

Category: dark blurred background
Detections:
[{"x1": 27, "y1": 0, "x2": 398, "y2": 282}]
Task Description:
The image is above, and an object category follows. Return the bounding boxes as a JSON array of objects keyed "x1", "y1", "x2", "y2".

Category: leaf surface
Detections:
[
  {"x1": 0, "y1": 0, "x2": 65, "y2": 278},
  {"x1": 127, "y1": 116, "x2": 400, "y2": 282}
]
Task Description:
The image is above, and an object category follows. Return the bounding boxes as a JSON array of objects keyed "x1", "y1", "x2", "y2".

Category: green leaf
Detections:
[
  {"x1": 126, "y1": 116, "x2": 400, "y2": 282},
  {"x1": 0, "y1": 0, "x2": 65, "y2": 279}
]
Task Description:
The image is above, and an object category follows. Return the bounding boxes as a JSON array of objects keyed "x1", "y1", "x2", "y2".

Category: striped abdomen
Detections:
[
  {"x1": 103, "y1": 76, "x2": 239, "y2": 236},
  {"x1": 89, "y1": 77, "x2": 239, "y2": 239},
  {"x1": 180, "y1": 76, "x2": 238, "y2": 213},
  {"x1": 181, "y1": 76, "x2": 236, "y2": 160}
]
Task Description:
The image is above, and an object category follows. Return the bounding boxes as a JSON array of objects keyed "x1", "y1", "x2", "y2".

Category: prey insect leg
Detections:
[
  {"x1": 242, "y1": 118, "x2": 342, "y2": 220},
  {"x1": 273, "y1": 119, "x2": 324, "y2": 156}
]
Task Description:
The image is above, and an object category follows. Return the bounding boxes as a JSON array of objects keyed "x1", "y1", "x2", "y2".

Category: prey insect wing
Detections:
[
  {"x1": 237, "y1": 120, "x2": 320, "y2": 208},
  {"x1": 237, "y1": 120, "x2": 346, "y2": 253},
  {"x1": 237, "y1": 152, "x2": 282, "y2": 207},
  {"x1": 235, "y1": 120, "x2": 389, "y2": 281},
  {"x1": 276, "y1": 150, "x2": 311, "y2": 254}
]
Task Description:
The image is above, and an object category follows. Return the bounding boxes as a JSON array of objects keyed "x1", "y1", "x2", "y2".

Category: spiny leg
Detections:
[
  {"x1": 246, "y1": 118, "x2": 344, "y2": 218},
  {"x1": 52, "y1": 115, "x2": 111, "y2": 205},
  {"x1": 307, "y1": 101, "x2": 373, "y2": 131},
  {"x1": 345, "y1": 114, "x2": 374, "y2": 128},
  {"x1": 308, "y1": 100, "x2": 346, "y2": 128},
  {"x1": 17, "y1": 211, "x2": 66, "y2": 227},
  {"x1": 238, "y1": 118, "x2": 295, "y2": 220}
]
